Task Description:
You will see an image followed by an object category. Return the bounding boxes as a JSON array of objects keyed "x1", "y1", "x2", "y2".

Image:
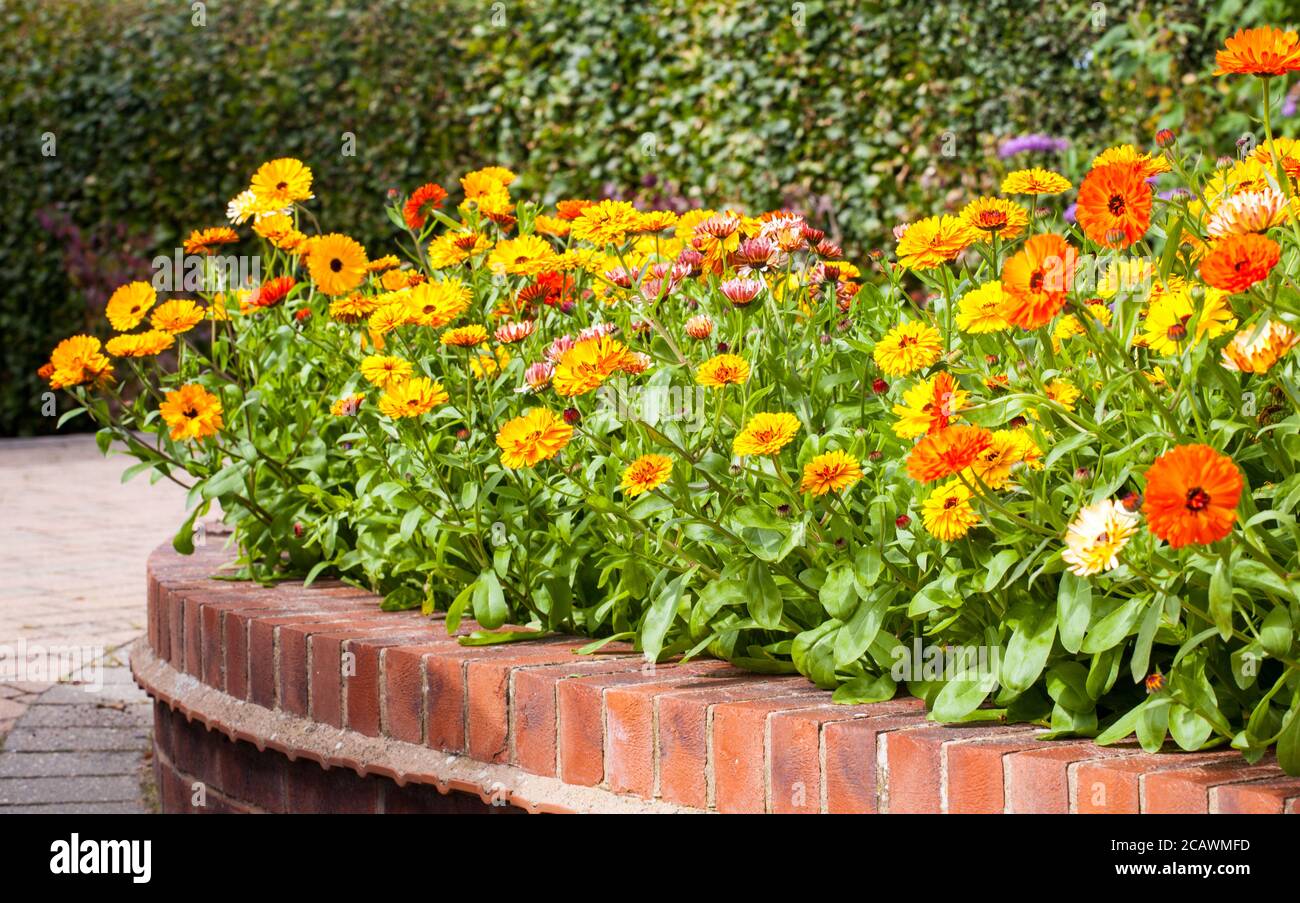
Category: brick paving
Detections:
[{"x1": 0, "y1": 434, "x2": 190, "y2": 812}]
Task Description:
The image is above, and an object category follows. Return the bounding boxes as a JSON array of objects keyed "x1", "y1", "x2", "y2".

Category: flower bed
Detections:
[{"x1": 47, "y1": 27, "x2": 1300, "y2": 777}]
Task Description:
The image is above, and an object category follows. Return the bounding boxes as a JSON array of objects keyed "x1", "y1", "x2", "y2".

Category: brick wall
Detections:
[{"x1": 133, "y1": 542, "x2": 1300, "y2": 814}]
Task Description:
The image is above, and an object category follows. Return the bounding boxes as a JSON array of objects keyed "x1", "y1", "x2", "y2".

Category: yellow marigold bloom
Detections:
[
  {"x1": 1096, "y1": 258, "x2": 1156, "y2": 300},
  {"x1": 330, "y1": 393, "x2": 365, "y2": 417},
  {"x1": 329, "y1": 293, "x2": 380, "y2": 323},
  {"x1": 441, "y1": 324, "x2": 489, "y2": 347},
  {"x1": 873, "y1": 321, "x2": 942, "y2": 377},
  {"x1": 799, "y1": 450, "x2": 863, "y2": 496},
  {"x1": 921, "y1": 480, "x2": 979, "y2": 541},
  {"x1": 695, "y1": 354, "x2": 750, "y2": 388},
  {"x1": 496, "y1": 408, "x2": 573, "y2": 468},
  {"x1": 106, "y1": 282, "x2": 157, "y2": 331},
  {"x1": 368, "y1": 301, "x2": 411, "y2": 336},
  {"x1": 1009, "y1": 428, "x2": 1043, "y2": 470},
  {"x1": 404, "y1": 278, "x2": 472, "y2": 328},
  {"x1": 1091, "y1": 144, "x2": 1171, "y2": 179},
  {"x1": 159, "y1": 384, "x2": 223, "y2": 441},
  {"x1": 959, "y1": 197, "x2": 1027, "y2": 240},
  {"x1": 1250, "y1": 135, "x2": 1300, "y2": 181},
  {"x1": 359, "y1": 354, "x2": 413, "y2": 389},
  {"x1": 534, "y1": 214, "x2": 571, "y2": 237},
  {"x1": 895, "y1": 215, "x2": 975, "y2": 270},
  {"x1": 571, "y1": 199, "x2": 641, "y2": 246},
  {"x1": 46, "y1": 335, "x2": 113, "y2": 389},
  {"x1": 1221, "y1": 319, "x2": 1300, "y2": 373},
  {"x1": 673, "y1": 208, "x2": 716, "y2": 244},
  {"x1": 1000, "y1": 168, "x2": 1072, "y2": 195},
  {"x1": 427, "y1": 231, "x2": 491, "y2": 269},
  {"x1": 1051, "y1": 302, "x2": 1112, "y2": 350},
  {"x1": 553, "y1": 336, "x2": 630, "y2": 397},
  {"x1": 470, "y1": 346, "x2": 511, "y2": 379},
  {"x1": 956, "y1": 281, "x2": 1010, "y2": 333},
  {"x1": 634, "y1": 210, "x2": 680, "y2": 233},
  {"x1": 1045, "y1": 378, "x2": 1081, "y2": 412},
  {"x1": 1138, "y1": 285, "x2": 1237, "y2": 355},
  {"x1": 489, "y1": 234, "x2": 559, "y2": 276},
  {"x1": 182, "y1": 226, "x2": 239, "y2": 256},
  {"x1": 964, "y1": 429, "x2": 1027, "y2": 490},
  {"x1": 621, "y1": 454, "x2": 674, "y2": 497},
  {"x1": 250, "y1": 157, "x2": 314, "y2": 205},
  {"x1": 461, "y1": 167, "x2": 515, "y2": 200},
  {"x1": 307, "y1": 233, "x2": 369, "y2": 296},
  {"x1": 892, "y1": 372, "x2": 968, "y2": 440},
  {"x1": 105, "y1": 330, "x2": 174, "y2": 358},
  {"x1": 150, "y1": 299, "x2": 205, "y2": 335},
  {"x1": 733, "y1": 412, "x2": 801, "y2": 458},
  {"x1": 1197, "y1": 159, "x2": 1276, "y2": 218},
  {"x1": 367, "y1": 255, "x2": 401, "y2": 273},
  {"x1": 378, "y1": 377, "x2": 448, "y2": 419},
  {"x1": 1062, "y1": 500, "x2": 1140, "y2": 577}
]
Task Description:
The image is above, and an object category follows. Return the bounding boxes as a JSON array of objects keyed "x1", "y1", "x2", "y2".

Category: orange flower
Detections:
[
  {"x1": 1074, "y1": 162, "x2": 1152, "y2": 249},
  {"x1": 906, "y1": 425, "x2": 993, "y2": 484},
  {"x1": 1142, "y1": 444, "x2": 1243, "y2": 548},
  {"x1": 1214, "y1": 26, "x2": 1300, "y2": 77},
  {"x1": 402, "y1": 182, "x2": 448, "y2": 230},
  {"x1": 1199, "y1": 234, "x2": 1280, "y2": 293},
  {"x1": 183, "y1": 226, "x2": 239, "y2": 255},
  {"x1": 999, "y1": 234, "x2": 1078, "y2": 329}
]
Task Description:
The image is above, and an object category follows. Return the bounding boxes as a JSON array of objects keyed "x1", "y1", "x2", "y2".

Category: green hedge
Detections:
[{"x1": 0, "y1": 0, "x2": 1287, "y2": 434}]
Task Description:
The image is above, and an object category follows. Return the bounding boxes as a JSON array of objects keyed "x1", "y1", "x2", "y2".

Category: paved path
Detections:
[{"x1": 0, "y1": 434, "x2": 190, "y2": 812}]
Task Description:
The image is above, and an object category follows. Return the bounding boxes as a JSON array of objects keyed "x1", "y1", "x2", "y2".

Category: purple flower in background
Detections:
[
  {"x1": 1283, "y1": 84, "x2": 1300, "y2": 117},
  {"x1": 998, "y1": 134, "x2": 1069, "y2": 158},
  {"x1": 1063, "y1": 203, "x2": 1078, "y2": 224}
]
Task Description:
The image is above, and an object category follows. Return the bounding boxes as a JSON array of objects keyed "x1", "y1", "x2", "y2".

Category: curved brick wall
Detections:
[{"x1": 132, "y1": 542, "x2": 1300, "y2": 814}]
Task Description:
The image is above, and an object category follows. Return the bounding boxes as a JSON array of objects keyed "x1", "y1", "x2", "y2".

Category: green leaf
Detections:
[
  {"x1": 1000, "y1": 600, "x2": 1057, "y2": 694},
  {"x1": 1278, "y1": 703, "x2": 1300, "y2": 776},
  {"x1": 1080, "y1": 597, "x2": 1144, "y2": 654},
  {"x1": 1129, "y1": 594, "x2": 1163, "y2": 684},
  {"x1": 171, "y1": 501, "x2": 209, "y2": 556},
  {"x1": 1260, "y1": 605, "x2": 1292, "y2": 659},
  {"x1": 745, "y1": 561, "x2": 782, "y2": 629},
  {"x1": 642, "y1": 571, "x2": 691, "y2": 662},
  {"x1": 819, "y1": 561, "x2": 858, "y2": 621},
  {"x1": 1057, "y1": 571, "x2": 1092, "y2": 654},
  {"x1": 832, "y1": 673, "x2": 897, "y2": 705},
  {"x1": 471, "y1": 569, "x2": 508, "y2": 629},
  {"x1": 382, "y1": 586, "x2": 423, "y2": 611},
  {"x1": 459, "y1": 628, "x2": 551, "y2": 646},
  {"x1": 1208, "y1": 558, "x2": 1233, "y2": 640}
]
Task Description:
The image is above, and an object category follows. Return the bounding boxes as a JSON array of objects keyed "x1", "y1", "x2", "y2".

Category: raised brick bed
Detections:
[{"x1": 131, "y1": 541, "x2": 1300, "y2": 814}]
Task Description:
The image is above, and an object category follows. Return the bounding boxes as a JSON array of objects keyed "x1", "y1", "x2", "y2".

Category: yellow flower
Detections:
[
  {"x1": 106, "y1": 282, "x2": 157, "y2": 331},
  {"x1": 1062, "y1": 500, "x2": 1140, "y2": 577},
  {"x1": 359, "y1": 355, "x2": 413, "y2": 389},
  {"x1": 250, "y1": 157, "x2": 314, "y2": 205},
  {"x1": 733, "y1": 412, "x2": 800, "y2": 457},
  {"x1": 621, "y1": 454, "x2": 674, "y2": 496},
  {"x1": 495, "y1": 408, "x2": 574, "y2": 468},
  {"x1": 470, "y1": 346, "x2": 511, "y2": 379},
  {"x1": 570, "y1": 199, "x2": 641, "y2": 246},
  {"x1": 963, "y1": 429, "x2": 1028, "y2": 490},
  {"x1": 534, "y1": 214, "x2": 572, "y2": 238},
  {"x1": 1221, "y1": 319, "x2": 1300, "y2": 373},
  {"x1": 1138, "y1": 285, "x2": 1238, "y2": 355},
  {"x1": 329, "y1": 393, "x2": 365, "y2": 417},
  {"x1": 46, "y1": 335, "x2": 113, "y2": 389},
  {"x1": 891, "y1": 372, "x2": 968, "y2": 440},
  {"x1": 488, "y1": 234, "x2": 559, "y2": 276},
  {"x1": 427, "y1": 231, "x2": 491, "y2": 269},
  {"x1": 1000, "y1": 168, "x2": 1072, "y2": 195},
  {"x1": 634, "y1": 210, "x2": 680, "y2": 233},
  {"x1": 253, "y1": 213, "x2": 308, "y2": 251},
  {"x1": 150, "y1": 299, "x2": 205, "y2": 335},
  {"x1": 955, "y1": 281, "x2": 1010, "y2": 333},
  {"x1": 1096, "y1": 258, "x2": 1156, "y2": 301},
  {"x1": 307, "y1": 233, "x2": 369, "y2": 296},
  {"x1": 159, "y1": 384, "x2": 223, "y2": 441},
  {"x1": 461, "y1": 167, "x2": 515, "y2": 199},
  {"x1": 441, "y1": 325, "x2": 489, "y2": 347},
  {"x1": 1045, "y1": 378, "x2": 1081, "y2": 412},
  {"x1": 921, "y1": 480, "x2": 979, "y2": 541},
  {"x1": 553, "y1": 336, "x2": 630, "y2": 397},
  {"x1": 105, "y1": 330, "x2": 175, "y2": 358},
  {"x1": 377, "y1": 377, "x2": 448, "y2": 419},
  {"x1": 873, "y1": 321, "x2": 942, "y2": 377},
  {"x1": 895, "y1": 215, "x2": 975, "y2": 270},
  {"x1": 329, "y1": 293, "x2": 380, "y2": 324},
  {"x1": 799, "y1": 450, "x2": 863, "y2": 496},
  {"x1": 695, "y1": 354, "x2": 750, "y2": 388},
  {"x1": 959, "y1": 197, "x2": 1027, "y2": 240},
  {"x1": 368, "y1": 301, "x2": 411, "y2": 336},
  {"x1": 404, "y1": 279, "x2": 472, "y2": 328},
  {"x1": 1091, "y1": 144, "x2": 1171, "y2": 179}
]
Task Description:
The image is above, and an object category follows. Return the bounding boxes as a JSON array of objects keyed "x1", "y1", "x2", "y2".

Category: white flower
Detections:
[{"x1": 1062, "y1": 500, "x2": 1140, "y2": 577}]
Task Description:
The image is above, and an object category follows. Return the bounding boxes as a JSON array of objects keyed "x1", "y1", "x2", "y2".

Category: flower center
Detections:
[
  {"x1": 330, "y1": 258, "x2": 344, "y2": 272},
  {"x1": 1107, "y1": 194, "x2": 1126, "y2": 216},
  {"x1": 944, "y1": 497, "x2": 959, "y2": 509},
  {"x1": 182, "y1": 407, "x2": 198, "y2": 419},
  {"x1": 1185, "y1": 486, "x2": 1211, "y2": 512}
]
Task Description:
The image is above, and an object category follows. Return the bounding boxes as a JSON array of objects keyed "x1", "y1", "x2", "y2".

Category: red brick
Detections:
[
  {"x1": 166, "y1": 587, "x2": 185, "y2": 669},
  {"x1": 712, "y1": 696, "x2": 827, "y2": 813},
  {"x1": 284, "y1": 760, "x2": 379, "y2": 814},
  {"x1": 943, "y1": 735, "x2": 1058, "y2": 813},
  {"x1": 213, "y1": 733, "x2": 286, "y2": 812},
  {"x1": 1074, "y1": 752, "x2": 1229, "y2": 814},
  {"x1": 1213, "y1": 777, "x2": 1300, "y2": 814},
  {"x1": 883, "y1": 723, "x2": 1040, "y2": 813},
  {"x1": 1004, "y1": 742, "x2": 1141, "y2": 813},
  {"x1": 246, "y1": 612, "x2": 364, "y2": 709},
  {"x1": 381, "y1": 643, "x2": 452, "y2": 745},
  {"x1": 1144, "y1": 759, "x2": 1283, "y2": 813},
  {"x1": 822, "y1": 704, "x2": 928, "y2": 813},
  {"x1": 344, "y1": 629, "x2": 437, "y2": 737},
  {"x1": 183, "y1": 593, "x2": 205, "y2": 677}
]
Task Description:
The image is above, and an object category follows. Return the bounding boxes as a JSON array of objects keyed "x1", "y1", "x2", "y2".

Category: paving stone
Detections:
[
  {"x1": 0, "y1": 801, "x2": 147, "y2": 814},
  {"x1": 0, "y1": 775, "x2": 142, "y2": 805},
  {"x1": 2, "y1": 727, "x2": 149, "y2": 753},
  {"x1": 19, "y1": 702, "x2": 149, "y2": 728},
  {"x1": 0, "y1": 750, "x2": 140, "y2": 779}
]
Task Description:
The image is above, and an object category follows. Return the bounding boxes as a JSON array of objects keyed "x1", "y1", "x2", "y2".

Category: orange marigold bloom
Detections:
[
  {"x1": 1221, "y1": 319, "x2": 1300, "y2": 373},
  {"x1": 999, "y1": 234, "x2": 1078, "y2": 329},
  {"x1": 496, "y1": 408, "x2": 573, "y2": 468},
  {"x1": 906, "y1": 425, "x2": 993, "y2": 484},
  {"x1": 183, "y1": 226, "x2": 239, "y2": 255},
  {"x1": 1142, "y1": 444, "x2": 1243, "y2": 548},
  {"x1": 556, "y1": 199, "x2": 596, "y2": 221},
  {"x1": 621, "y1": 454, "x2": 674, "y2": 497},
  {"x1": 250, "y1": 276, "x2": 297, "y2": 309},
  {"x1": 959, "y1": 197, "x2": 1027, "y2": 240},
  {"x1": 799, "y1": 450, "x2": 863, "y2": 496},
  {"x1": 1000, "y1": 168, "x2": 1072, "y2": 195},
  {"x1": 159, "y1": 384, "x2": 223, "y2": 441},
  {"x1": 402, "y1": 182, "x2": 448, "y2": 230},
  {"x1": 1214, "y1": 26, "x2": 1300, "y2": 77},
  {"x1": 1075, "y1": 162, "x2": 1152, "y2": 249},
  {"x1": 895, "y1": 215, "x2": 976, "y2": 269},
  {"x1": 1199, "y1": 234, "x2": 1280, "y2": 293}
]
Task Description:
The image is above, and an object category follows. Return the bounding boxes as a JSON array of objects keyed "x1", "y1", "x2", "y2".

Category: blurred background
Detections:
[{"x1": 2, "y1": 0, "x2": 1293, "y2": 436}]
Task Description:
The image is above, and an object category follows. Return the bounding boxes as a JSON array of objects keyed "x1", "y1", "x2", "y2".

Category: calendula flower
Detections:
[
  {"x1": 427, "y1": 230, "x2": 491, "y2": 269},
  {"x1": 1205, "y1": 188, "x2": 1291, "y2": 237},
  {"x1": 906, "y1": 425, "x2": 993, "y2": 483},
  {"x1": 1097, "y1": 258, "x2": 1156, "y2": 301},
  {"x1": 621, "y1": 454, "x2": 674, "y2": 496},
  {"x1": 250, "y1": 157, "x2": 314, "y2": 205},
  {"x1": 733, "y1": 412, "x2": 801, "y2": 457},
  {"x1": 1139, "y1": 285, "x2": 1237, "y2": 354},
  {"x1": 1091, "y1": 144, "x2": 1171, "y2": 179},
  {"x1": 533, "y1": 214, "x2": 572, "y2": 237},
  {"x1": 556, "y1": 199, "x2": 596, "y2": 220},
  {"x1": 470, "y1": 346, "x2": 511, "y2": 379},
  {"x1": 183, "y1": 226, "x2": 239, "y2": 256},
  {"x1": 552, "y1": 336, "x2": 630, "y2": 397},
  {"x1": 999, "y1": 233, "x2": 1078, "y2": 329},
  {"x1": 1199, "y1": 233, "x2": 1280, "y2": 293},
  {"x1": 253, "y1": 213, "x2": 307, "y2": 251},
  {"x1": 249, "y1": 275, "x2": 297, "y2": 309},
  {"x1": 150, "y1": 299, "x2": 205, "y2": 335},
  {"x1": 1142, "y1": 444, "x2": 1243, "y2": 548},
  {"x1": 1221, "y1": 319, "x2": 1300, "y2": 372},
  {"x1": 1075, "y1": 161, "x2": 1152, "y2": 249},
  {"x1": 799, "y1": 450, "x2": 863, "y2": 496},
  {"x1": 1052, "y1": 302, "x2": 1112, "y2": 350},
  {"x1": 718, "y1": 277, "x2": 764, "y2": 306},
  {"x1": 684, "y1": 315, "x2": 714, "y2": 339},
  {"x1": 330, "y1": 393, "x2": 365, "y2": 417},
  {"x1": 307, "y1": 233, "x2": 368, "y2": 296},
  {"x1": 1044, "y1": 378, "x2": 1081, "y2": 412},
  {"x1": 1000, "y1": 168, "x2": 1072, "y2": 195},
  {"x1": 894, "y1": 215, "x2": 975, "y2": 269},
  {"x1": 441, "y1": 324, "x2": 489, "y2": 347},
  {"x1": 873, "y1": 321, "x2": 942, "y2": 377},
  {"x1": 921, "y1": 480, "x2": 979, "y2": 541},
  {"x1": 489, "y1": 234, "x2": 560, "y2": 277},
  {"x1": 359, "y1": 355, "x2": 413, "y2": 389},
  {"x1": 570, "y1": 199, "x2": 641, "y2": 246},
  {"x1": 964, "y1": 429, "x2": 1031, "y2": 490},
  {"x1": 519, "y1": 361, "x2": 555, "y2": 393},
  {"x1": 329, "y1": 293, "x2": 380, "y2": 324},
  {"x1": 696, "y1": 353, "x2": 750, "y2": 388},
  {"x1": 159, "y1": 384, "x2": 223, "y2": 441},
  {"x1": 403, "y1": 182, "x2": 448, "y2": 230},
  {"x1": 46, "y1": 335, "x2": 113, "y2": 389},
  {"x1": 404, "y1": 278, "x2": 472, "y2": 328},
  {"x1": 1061, "y1": 500, "x2": 1141, "y2": 576},
  {"x1": 368, "y1": 302, "x2": 411, "y2": 336},
  {"x1": 494, "y1": 320, "x2": 536, "y2": 343},
  {"x1": 106, "y1": 282, "x2": 157, "y2": 331},
  {"x1": 956, "y1": 281, "x2": 1011, "y2": 333},
  {"x1": 1214, "y1": 26, "x2": 1300, "y2": 77},
  {"x1": 226, "y1": 190, "x2": 259, "y2": 225},
  {"x1": 959, "y1": 197, "x2": 1027, "y2": 240},
  {"x1": 105, "y1": 330, "x2": 174, "y2": 358},
  {"x1": 892, "y1": 371, "x2": 968, "y2": 439},
  {"x1": 635, "y1": 210, "x2": 680, "y2": 233},
  {"x1": 378, "y1": 377, "x2": 448, "y2": 419},
  {"x1": 496, "y1": 408, "x2": 573, "y2": 468}
]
